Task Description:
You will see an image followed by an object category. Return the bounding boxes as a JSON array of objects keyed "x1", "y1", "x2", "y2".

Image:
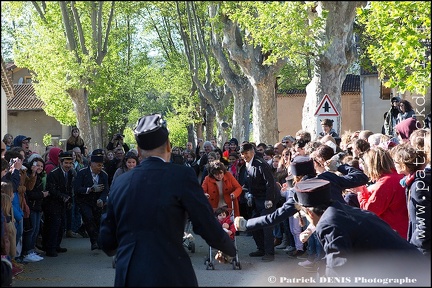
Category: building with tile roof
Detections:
[
  {"x1": 4, "y1": 62, "x2": 68, "y2": 155},
  {"x1": 277, "y1": 74, "x2": 362, "y2": 138},
  {"x1": 1, "y1": 56, "x2": 14, "y2": 134}
]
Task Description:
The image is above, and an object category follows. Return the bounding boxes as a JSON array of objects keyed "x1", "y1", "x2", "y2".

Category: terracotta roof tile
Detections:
[
  {"x1": 7, "y1": 83, "x2": 44, "y2": 110},
  {"x1": 1, "y1": 57, "x2": 15, "y2": 99}
]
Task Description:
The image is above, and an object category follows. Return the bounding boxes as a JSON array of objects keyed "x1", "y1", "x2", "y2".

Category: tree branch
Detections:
[
  {"x1": 31, "y1": 1, "x2": 47, "y2": 23},
  {"x1": 70, "y1": 1, "x2": 88, "y2": 57}
]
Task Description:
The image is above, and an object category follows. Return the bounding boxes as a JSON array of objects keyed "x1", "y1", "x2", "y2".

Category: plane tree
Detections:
[{"x1": 224, "y1": 1, "x2": 366, "y2": 138}]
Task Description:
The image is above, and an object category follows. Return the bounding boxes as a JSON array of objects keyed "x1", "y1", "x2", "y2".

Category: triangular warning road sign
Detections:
[{"x1": 314, "y1": 94, "x2": 339, "y2": 116}]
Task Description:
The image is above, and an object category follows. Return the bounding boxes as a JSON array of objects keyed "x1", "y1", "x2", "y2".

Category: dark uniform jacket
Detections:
[
  {"x1": 316, "y1": 201, "x2": 429, "y2": 279},
  {"x1": 244, "y1": 164, "x2": 368, "y2": 230},
  {"x1": 244, "y1": 156, "x2": 278, "y2": 202},
  {"x1": 98, "y1": 157, "x2": 236, "y2": 287},
  {"x1": 246, "y1": 189, "x2": 298, "y2": 231},
  {"x1": 316, "y1": 164, "x2": 369, "y2": 204},
  {"x1": 74, "y1": 166, "x2": 109, "y2": 205},
  {"x1": 44, "y1": 167, "x2": 75, "y2": 214}
]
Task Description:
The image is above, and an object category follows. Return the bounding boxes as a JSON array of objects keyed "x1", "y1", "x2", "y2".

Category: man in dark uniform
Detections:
[
  {"x1": 43, "y1": 151, "x2": 74, "y2": 257},
  {"x1": 292, "y1": 179, "x2": 429, "y2": 282},
  {"x1": 240, "y1": 142, "x2": 278, "y2": 262},
  {"x1": 98, "y1": 113, "x2": 236, "y2": 287},
  {"x1": 74, "y1": 149, "x2": 109, "y2": 251}
]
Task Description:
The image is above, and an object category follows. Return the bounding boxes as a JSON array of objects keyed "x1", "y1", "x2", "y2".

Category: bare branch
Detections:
[
  {"x1": 190, "y1": 2, "x2": 212, "y2": 86},
  {"x1": 90, "y1": 1, "x2": 97, "y2": 59},
  {"x1": 59, "y1": 2, "x2": 75, "y2": 50},
  {"x1": 31, "y1": 1, "x2": 47, "y2": 23},
  {"x1": 70, "y1": 1, "x2": 88, "y2": 57}
]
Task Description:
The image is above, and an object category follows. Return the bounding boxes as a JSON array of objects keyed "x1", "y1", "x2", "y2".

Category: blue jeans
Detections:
[
  {"x1": 15, "y1": 219, "x2": 23, "y2": 257},
  {"x1": 307, "y1": 232, "x2": 324, "y2": 262},
  {"x1": 29, "y1": 210, "x2": 42, "y2": 252},
  {"x1": 273, "y1": 223, "x2": 283, "y2": 239}
]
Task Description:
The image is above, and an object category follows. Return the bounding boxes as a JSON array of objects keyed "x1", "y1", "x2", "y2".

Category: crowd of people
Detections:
[{"x1": 1, "y1": 102, "x2": 431, "y2": 286}]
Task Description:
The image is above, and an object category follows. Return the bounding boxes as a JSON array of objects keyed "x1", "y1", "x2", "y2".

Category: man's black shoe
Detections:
[
  {"x1": 77, "y1": 226, "x2": 89, "y2": 238},
  {"x1": 91, "y1": 243, "x2": 99, "y2": 251},
  {"x1": 45, "y1": 250, "x2": 58, "y2": 257},
  {"x1": 249, "y1": 250, "x2": 265, "y2": 257},
  {"x1": 35, "y1": 244, "x2": 46, "y2": 252},
  {"x1": 56, "y1": 247, "x2": 67, "y2": 253},
  {"x1": 262, "y1": 254, "x2": 275, "y2": 262}
]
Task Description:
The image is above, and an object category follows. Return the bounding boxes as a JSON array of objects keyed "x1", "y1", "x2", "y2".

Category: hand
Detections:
[
  {"x1": 10, "y1": 158, "x2": 22, "y2": 171},
  {"x1": 204, "y1": 193, "x2": 210, "y2": 199},
  {"x1": 92, "y1": 184, "x2": 104, "y2": 192},
  {"x1": 326, "y1": 158, "x2": 339, "y2": 172},
  {"x1": 43, "y1": 191, "x2": 49, "y2": 198},
  {"x1": 96, "y1": 199, "x2": 104, "y2": 207},
  {"x1": 299, "y1": 230, "x2": 312, "y2": 243},
  {"x1": 234, "y1": 216, "x2": 247, "y2": 231},
  {"x1": 264, "y1": 200, "x2": 273, "y2": 209},
  {"x1": 222, "y1": 223, "x2": 229, "y2": 229},
  {"x1": 31, "y1": 163, "x2": 39, "y2": 174},
  {"x1": 230, "y1": 193, "x2": 235, "y2": 200},
  {"x1": 245, "y1": 193, "x2": 253, "y2": 207}
]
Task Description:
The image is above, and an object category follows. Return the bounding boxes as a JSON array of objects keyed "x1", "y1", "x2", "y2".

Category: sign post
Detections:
[{"x1": 314, "y1": 94, "x2": 340, "y2": 135}]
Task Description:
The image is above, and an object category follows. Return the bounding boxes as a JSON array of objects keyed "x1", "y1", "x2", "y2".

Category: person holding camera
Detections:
[
  {"x1": 43, "y1": 151, "x2": 75, "y2": 257},
  {"x1": 74, "y1": 149, "x2": 109, "y2": 251},
  {"x1": 106, "y1": 133, "x2": 130, "y2": 153},
  {"x1": 21, "y1": 154, "x2": 48, "y2": 262}
]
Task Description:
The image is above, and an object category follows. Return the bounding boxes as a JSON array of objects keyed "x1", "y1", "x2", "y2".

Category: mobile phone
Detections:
[{"x1": 33, "y1": 161, "x2": 37, "y2": 166}]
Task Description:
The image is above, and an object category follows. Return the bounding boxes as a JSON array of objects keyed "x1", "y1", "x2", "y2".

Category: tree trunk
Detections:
[
  {"x1": 67, "y1": 87, "x2": 101, "y2": 152},
  {"x1": 209, "y1": 4, "x2": 253, "y2": 143},
  {"x1": 303, "y1": 1, "x2": 366, "y2": 139},
  {"x1": 250, "y1": 73, "x2": 279, "y2": 145},
  {"x1": 205, "y1": 105, "x2": 216, "y2": 141},
  {"x1": 232, "y1": 88, "x2": 253, "y2": 143},
  {"x1": 220, "y1": 16, "x2": 286, "y2": 145}
]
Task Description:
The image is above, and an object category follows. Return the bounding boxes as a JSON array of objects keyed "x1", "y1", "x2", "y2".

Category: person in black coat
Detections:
[
  {"x1": 240, "y1": 142, "x2": 279, "y2": 262},
  {"x1": 98, "y1": 113, "x2": 236, "y2": 287},
  {"x1": 74, "y1": 149, "x2": 109, "y2": 251},
  {"x1": 43, "y1": 151, "x2": 75, "y2": 257},
  {"x1": 238, "y1": 179, "x2": 430, "y2": 283}
]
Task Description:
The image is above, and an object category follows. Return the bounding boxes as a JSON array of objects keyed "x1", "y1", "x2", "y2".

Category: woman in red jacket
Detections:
[
  {"x1": 357, "y1": 147, "x2": 408, "y2": 239},
  {"x1": 202, "y1": 160, "x2": 242, "y2": 217}
]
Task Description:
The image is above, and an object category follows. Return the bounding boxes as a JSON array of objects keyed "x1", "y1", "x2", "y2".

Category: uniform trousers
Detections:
[
  {"x1": 43, "y1": 210, "x2": 65, "y2": 253},
  {"x1": 251, "y1": 198, "x2": 276, "y2": 255},
  {"x1": 78, "y1": 202, "x2": 102, "y2": 246}
]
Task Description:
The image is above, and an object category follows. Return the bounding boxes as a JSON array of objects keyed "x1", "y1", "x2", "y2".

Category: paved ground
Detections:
[
  {"x1": 12, "y1": 232, "x2": 322, "y2": 287},
  {"x1": 12, "y1": 232, "x2": 430, "y2": 287}
]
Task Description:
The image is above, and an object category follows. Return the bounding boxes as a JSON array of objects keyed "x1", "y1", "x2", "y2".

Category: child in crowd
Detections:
[
  {"x1": 214, "y1": 206, "x2": 236, "y2": 263},
  {"x1": 1, "y1": 188, "x2": 16, "y2": 260}
]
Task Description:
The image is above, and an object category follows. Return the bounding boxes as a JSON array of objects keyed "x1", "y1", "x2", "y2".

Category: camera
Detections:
[
  {"x1": 33, "y1": 161, "x2": 37, "y2": 166},
  {"x1": 115, "y1": 133, "x2": 124, "y2": 140}
]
